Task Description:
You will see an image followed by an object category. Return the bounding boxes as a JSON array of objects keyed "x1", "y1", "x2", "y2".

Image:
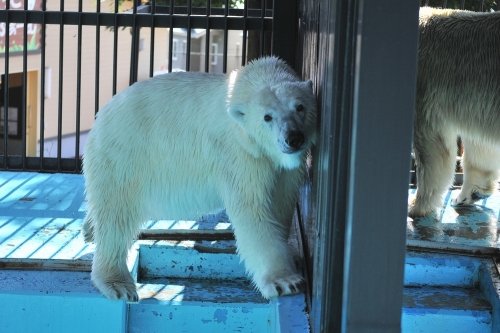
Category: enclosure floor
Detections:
[
  {"x1": 0, "y1": 171, "x2": 499, "y2": 260},
  {"x1": 407, "y1": 186, "x2": 500, "y2": 252},
  {"x1": 0, "y1": 171, "x2": 232, "y2": 261}
]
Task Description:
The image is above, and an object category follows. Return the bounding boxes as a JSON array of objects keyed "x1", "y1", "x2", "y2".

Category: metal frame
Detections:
[
  {"x1": 0, "y1": 0, "x2": 278, "y2": 173},
  {"x1": 311, "y1": 1, "x2": 419, "y2": 332}
]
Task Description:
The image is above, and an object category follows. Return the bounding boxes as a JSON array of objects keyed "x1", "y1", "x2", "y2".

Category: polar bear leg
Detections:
[
  {"x1": 82, "y1": 216, "x2": 94, "y2": 243},
  {"x1": 226, "y1": 206, "x2": 303, "y2": 299},
  {"x1": 410, "y1": 128, "x2": 457, "y2": 217},
  {"x1": 453, "y1": 138, "x2": 500, "y2": 206},
  {"x1": 89, "y1": 210, "x2": 140, "y2": 302}
]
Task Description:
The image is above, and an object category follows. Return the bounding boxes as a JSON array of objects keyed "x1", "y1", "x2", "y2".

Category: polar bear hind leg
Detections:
[
  {"x1": 409, "y1": 126, "x2": 457, "y2": 217},
  {"x1": 453, "y1": 138, "x2": 500, "y2": 206}
]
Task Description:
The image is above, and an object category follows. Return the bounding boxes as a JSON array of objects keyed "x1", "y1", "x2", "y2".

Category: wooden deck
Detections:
[{"x1": 0, "y1": 171, "x2": 499, "y2": 332}]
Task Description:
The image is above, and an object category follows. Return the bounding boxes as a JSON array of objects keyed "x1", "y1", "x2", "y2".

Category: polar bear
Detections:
[
  {"x1": 409, "y1": 7, "x2": 500, "y2": 217},
  {"x1": 82, "y1": 57, "x2": 317, "y2": 301}
]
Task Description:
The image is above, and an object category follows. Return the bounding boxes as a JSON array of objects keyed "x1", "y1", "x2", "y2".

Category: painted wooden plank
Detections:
[
  {"x1": 128, "y1": 302, "x2": 276, "y2": 333},
  {"x1": 137, "y1": 242, "x2": 246, "y2": 280},
  {"x1": 402, "y1": 287, "x2": 492, "y2": 333},
  {"x1": 404, "y1": 251, "x2": 481, "y2": 287},
  {"x1": 0, "y1": 258, "x2": 91, "y2": 271},
  {"x1": 408, "y1": 187, "x2": 500, "y2": 251}
]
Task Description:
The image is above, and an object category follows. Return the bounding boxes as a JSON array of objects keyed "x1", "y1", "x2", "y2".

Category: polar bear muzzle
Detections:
[{"x1": 283, "y1": 130, "x2": 305, "y2": 153}]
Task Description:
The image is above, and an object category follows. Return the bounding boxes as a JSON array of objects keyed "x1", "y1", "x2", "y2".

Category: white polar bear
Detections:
[
  {"x1": 409, "y1": 7, "x2": 500, "y2": 217},
  {"x1": 83, "y1": 57, "x2": 317, "y2": 301}
]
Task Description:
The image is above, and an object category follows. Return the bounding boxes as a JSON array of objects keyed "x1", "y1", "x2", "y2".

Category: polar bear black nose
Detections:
[{"x1": 285, "y1": 131, "x2": 305, "y2": 150}]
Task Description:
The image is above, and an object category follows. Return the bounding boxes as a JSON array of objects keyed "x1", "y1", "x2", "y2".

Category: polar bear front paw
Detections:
[
  {"x1": 257, "y1": 273, "x2": 305, "y2": 299},
  {"x1": 91, "y1": 272, "x2": 139, "y2": 302}
]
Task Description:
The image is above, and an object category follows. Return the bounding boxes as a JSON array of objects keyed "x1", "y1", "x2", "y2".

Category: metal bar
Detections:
[
  {"x1": 312, "y1": 0, "x2": 355, "y2": 331},
  {"x1": 168, "y1": 0, "x2": 174, "y2": 73},
  {"x1": 21, "y1": 0, "x2": 28, "y2": 169},
  {"x1": 0, "y1": 11, "x2": 274, "y2": 31},
  {"x1": 340, "y1": 1, "x2": 419, "y2": 331},
  {"x1": 112, "y1": 0, "x2": 119, "y2": 95},
  {"x1": 129, "y1": 0, "x2": 140, "y2": 84},
  {"x1": 2, "y1": 0, "x2": 10, "y2": 169},
  {"x1": 185, "y1": 0, "x2": 192, "y2": 71},
  {"x1": 222, "y1": 0, "x2": 229, "y2": 73},
  {"x1": 204, "y1": 0, "x2": 210, "y2": 73},
  {"x1": 259, "y1": 0, "x2": 264, "y2": 56},
  {"x1": 74, "y1": 0, "x2": 83, "y2": 171},
  {"x1": 272, "y1": 0, "x2": 298, "y2": 68},
  {"x1": 39, "y1": 0, "x2": 47, "y2": 170},
  {"x1": 56, "y1": 0, "x2": 65, "y2": 171},
  {"x1": 149, "y1": 0, "x2": 156, "y2": 78},
  {"x1": 0, "y1": 156, "x2": 82, "y2": 173},
  {"x1": 138, "y1": 229, "x2": 235, "y2": 241},
  {"x1": 94, "y1": 0, "x2": 101, "y2": 115},
  {"x1": 241, "y1": 0, "x2": 248, "y2": 66}
]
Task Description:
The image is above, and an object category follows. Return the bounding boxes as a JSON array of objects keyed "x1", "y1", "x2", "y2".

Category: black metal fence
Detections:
[{"x1": 0, "y1": 0, "x2": 295, "y2": 173}]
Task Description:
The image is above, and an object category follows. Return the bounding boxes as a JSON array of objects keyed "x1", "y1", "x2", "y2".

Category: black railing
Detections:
[{"x1": 0, "y1": 0, "x2": 284, "y2": 173}]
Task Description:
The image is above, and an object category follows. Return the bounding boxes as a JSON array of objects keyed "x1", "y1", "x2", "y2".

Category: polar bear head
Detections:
[{"x1": 227, "y1": 57, "x2": 317, "y2": 170}]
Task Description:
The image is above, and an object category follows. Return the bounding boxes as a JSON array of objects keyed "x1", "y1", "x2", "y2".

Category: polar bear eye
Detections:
[
  {"x1": 296, "y1": 104, "x2": 305, "y2": 112},
  {"x1": 264, "y1": 114, "x2": 273, "y2": 122}
]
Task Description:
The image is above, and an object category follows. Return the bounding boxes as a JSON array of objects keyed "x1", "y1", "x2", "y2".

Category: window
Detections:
[
  {"x1": 172, "y1": 39, "x2": 178, "y2": 60},
  {"x1": 0, "y1": 106, "x2": 20, "y2": 137},
  {"x1": 210, "y1": 43, "x2": 218, "y2": 65}
]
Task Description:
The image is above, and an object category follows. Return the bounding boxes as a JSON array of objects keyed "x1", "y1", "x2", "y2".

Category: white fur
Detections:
[
  {"x1": 83, "y1": 57, "x2": 317, "y2": 301},
  {"x1": 409, "y1": 8, "x2": 500, "y2": 217}
]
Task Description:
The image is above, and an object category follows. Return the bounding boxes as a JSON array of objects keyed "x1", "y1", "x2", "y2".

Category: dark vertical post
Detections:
[
  {"x1": 2, "y1": 0, "x2": 10, "y2": 169},
  {"x1": 311, "y1": 0, "x2": 419, "y2": 332},
  {"x1": 75, "y1": 0, "x2": 83, "y2": 171},
  {"x1": 95, "y1": 0, "x2": 101, "y2": 115},
  {"x1": 39, "y1": 0, "x2": 47, "y2": 169},
  {"x1": 272, "y1": 0, "x2": 298, "y2": 69},
  {"x1": 56, "y1": 0, "x2": 65, "y2": 171},
  {"x1": 342, "y1": 1, "x2": 418, "y2": 331}
]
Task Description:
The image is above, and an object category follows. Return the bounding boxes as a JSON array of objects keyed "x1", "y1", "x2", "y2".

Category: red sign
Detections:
[{"x1": 0, "y1": 0, "x2": 42, "y2": 54}]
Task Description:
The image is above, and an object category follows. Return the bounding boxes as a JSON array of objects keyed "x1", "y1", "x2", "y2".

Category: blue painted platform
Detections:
[{"x1": 0, "y1": 171, "x2": 499, "y2": 332}]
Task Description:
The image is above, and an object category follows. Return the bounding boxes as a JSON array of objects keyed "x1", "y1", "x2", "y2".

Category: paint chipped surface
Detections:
[{"x1": 407, "y1": 187, "x2": 500, "y2": 250}]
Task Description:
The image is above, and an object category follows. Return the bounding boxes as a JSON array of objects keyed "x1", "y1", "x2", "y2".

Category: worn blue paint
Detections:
[
  {"x1": 404, "y1": 252, "x2": 481, "y2": 287},
  {"x1": 2, "y1": 171, "x2": 500, "y2": 332},
  {"x1": 402, "y1": 308, "x2": 491, "y2": 333},
  {"x1": 0, "y1": 270, "x2": 127, "y2": 333},
  {"x1": 407, "y1": 187, "x2": 500, "y2": 249}
]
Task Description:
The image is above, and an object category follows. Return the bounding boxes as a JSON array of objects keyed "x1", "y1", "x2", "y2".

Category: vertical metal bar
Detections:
[
  {"x1": 259, "y1": 0, "x2": 264, "y2": 56},
  {"x1": 22, "y1": 0, "x2": 28, "y2": 168},
  {"x1": 341, "y1": 1, "x2": 418, "y2": 330},
  {"x1": 39, "y1": 0, "x2": 47, "y2": 170},
  {"x1": 222, "y1": 0, "x2": 229, "y2": 73},
  {"x1": 167, "y1": 0, "x2": 174, "y2": 72},
  {"x1": 95, "y1": 0, "x2": 101, "y2": 115},
  {"x1": 312, "y1": 0, "x2": 355, "y2": 331},
  {"x1": 2, "y1": 0, "x2": 10, "y2": 169},
  {"x1": 75, "y1": 0, "x2": 83, "y2": 171},
  {"x1": 149, "y1": 0, "x2": 156, "y2": 78},
  {"x1": 272, "y1": 0, "x2": 298, "y2": 68},
  {"x1": 241, "y1": 0, "x2": 248, "y2": 66},
  {"x1": 185, "y1": 0, "x2": 192, "y2": 71},
  {"x1": 130, "y1": 0, "x2": 139, "y2": 85},
  {"x1": 56, "y1": 0, "x2": 65, "y2": 171},
  {"x1": 112, "y1": 0, "x2": 119, "y2": 95},
  {"x1": 204, "y1": 0, "x2": 211, "y2": 73}
]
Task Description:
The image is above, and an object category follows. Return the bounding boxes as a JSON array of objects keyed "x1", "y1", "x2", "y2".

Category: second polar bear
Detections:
[
  {"x1": 409, "y1": 7, "x2": 500, "y2": 217},
  {"x1": 83, "y1": 57, "x2": 317, "y2": 301}
]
